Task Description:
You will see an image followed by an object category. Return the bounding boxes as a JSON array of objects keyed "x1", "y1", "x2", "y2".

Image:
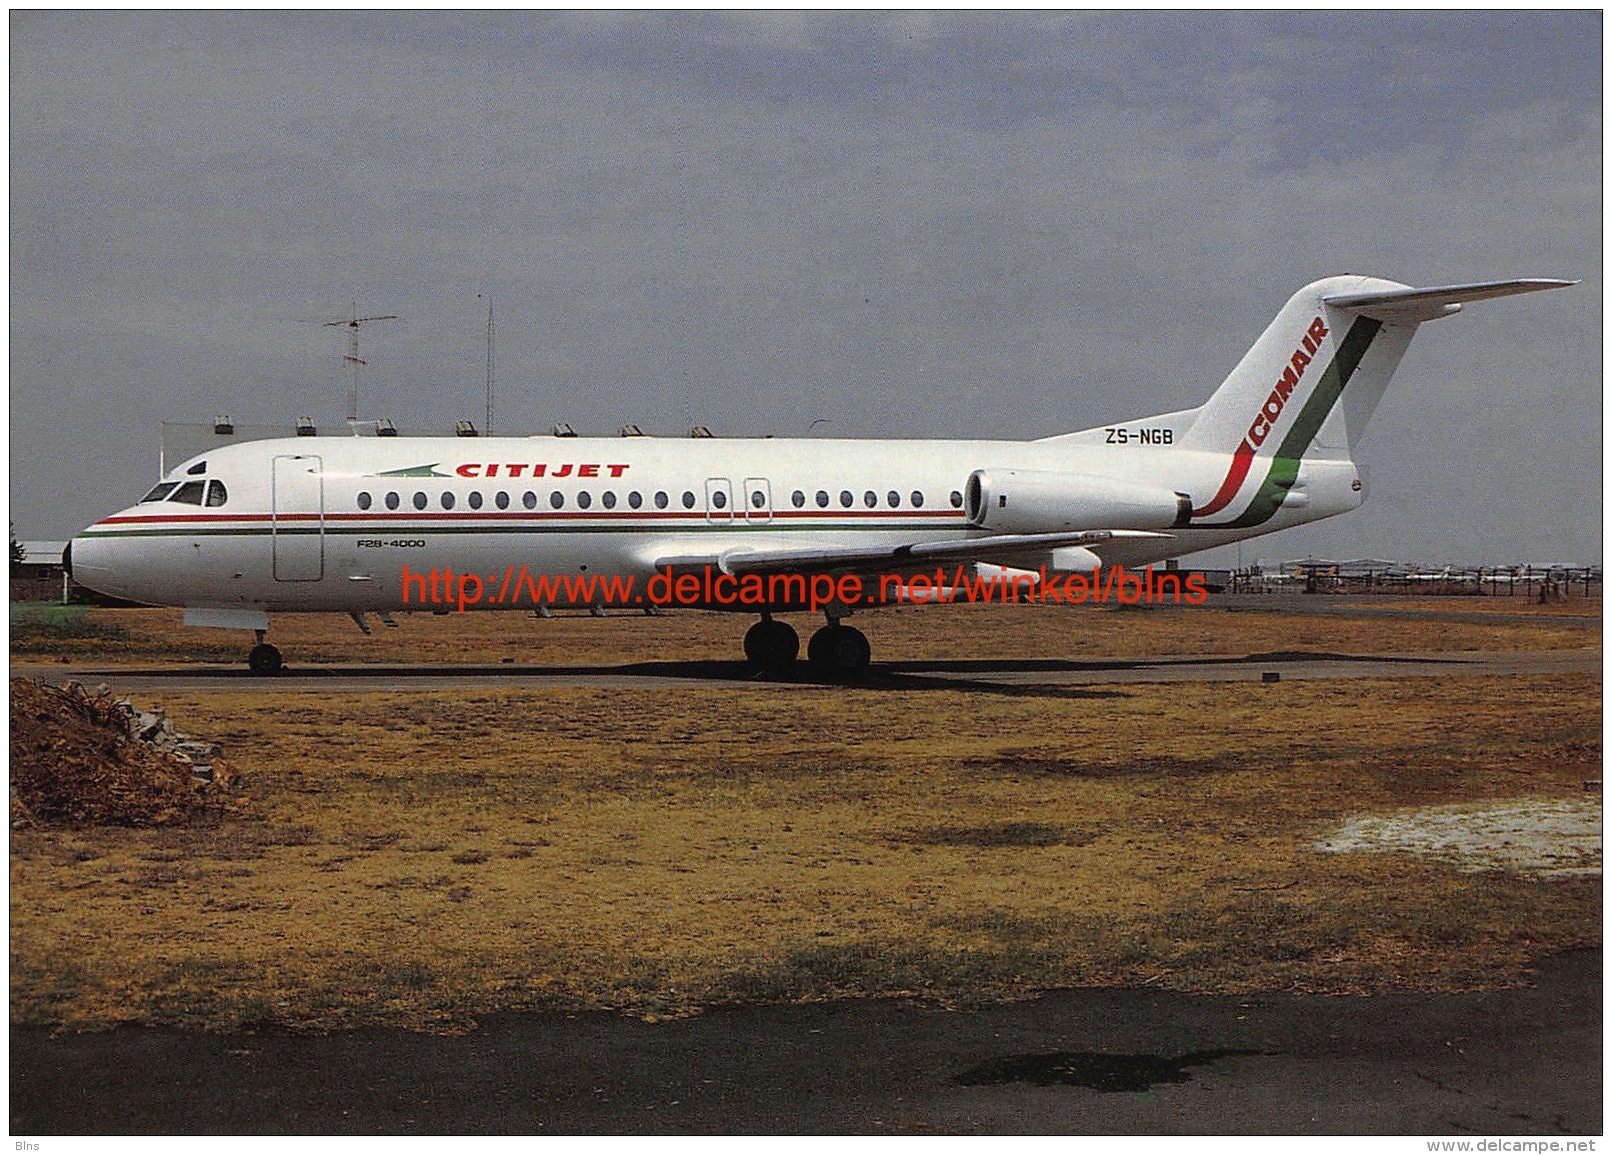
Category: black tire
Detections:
[
  {"x1": 247, "y1": 643, "x2": 283, "y2": 676},
  {"x1": 743, "y1": 619, "x2": 799, "y2": 669},
  {"x1": 807, "y1": 624, "x2": 870, "y2": 675}
]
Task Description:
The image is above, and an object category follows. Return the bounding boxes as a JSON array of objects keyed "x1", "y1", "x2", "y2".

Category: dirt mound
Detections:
[{"x1": 9, "y1": 678, "x2": 233, "y2": 828}]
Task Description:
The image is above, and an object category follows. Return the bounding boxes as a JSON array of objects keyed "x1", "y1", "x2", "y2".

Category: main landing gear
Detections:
[
  {"x1": 743, "y1": 615, "x2": 799, "y2": 668},
  {"x1": 744, "y1": 613, "x2": 870, "y2": 677},
  {"x1": 806, "y1": 620, "x2": 871, "y2": 673},
  {"x1": 247, "y1": 629, "x2": 282, "y2": 676}
]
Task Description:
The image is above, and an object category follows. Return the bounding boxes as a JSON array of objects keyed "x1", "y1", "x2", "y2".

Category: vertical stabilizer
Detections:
[{"x1": 1184, "y1": 275, "x2": 1571, "y2": 524}]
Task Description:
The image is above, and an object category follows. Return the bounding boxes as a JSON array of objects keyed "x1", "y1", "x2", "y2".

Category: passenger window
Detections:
[
  {"x1": 385, "y1": 492, "x2": 400, "y2": 511},
  {"x1": 496, "y1": 491, "x2": 510, "y2": 510},
  {"x1": 602, "y1": 491, "x2": 617, "y2": 509},
  {"x1": 792, "y1": 490, "x2": 805, "y2": 508},
  {"x1": 839, "y1": 490, "x2": 853, "y2": 508},
  {"x1": 711, "y1": 490, "x2": 727, "y2": 510},
  {"x1": 413, "y1": 492, "x2": 428, "y2": 510},
  {"x1": 816, "y1": 490, "x2": 830, "y2": 508},
  {"x1": 751, "y1": 490, "x2": 766, "y2": 508},
  {"x1": 440, "y1": 491, "x2": 456, "y2": 510},
  {"x1": 357, "y1": 491, "x2": 372, "y2": 511},
  {"x1": 655, "y1": 491, "x2": 669, "y2": 509},
  {"x1": 681, "y1": 491, "x2": 696, "y2": 509},
  {"x1": 863, "y1": 491, "x2": 877, "y2": 509},
  {"x1": 577, "y1": 491, "x2": 592, "y2": 510},
  {"x1": 205, "y1": 481, "x2": 229, "y2": 508},
  {"x1": 628, "y1": 491, "x2": 643, "y2": 510},
  {"x1": 950, "y1": 490, "x2": 963, "y2": 508},
  {"x1": 171, "y1": 481, "x2": 206, "y2": 505},
  {"x1": 911, "y1": 491, "x2": 924, "y2": 508},
  {"x1": 523, "y1": 491, "x2": 537, "y2": 510},
  {"x1": 550, "y1": 491, "x2": 565, "y2": 509},
  {"x1": 886, "y1": 490, "x2": 900, "y2": 508},
  {"x1": 468, "y1": 491, "x2": 483, "y2": 510}
]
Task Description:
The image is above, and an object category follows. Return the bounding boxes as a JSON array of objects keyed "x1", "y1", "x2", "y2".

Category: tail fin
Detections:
[{"x1": 1183, "y1": 276, "x2": 1572, "y2": 521}]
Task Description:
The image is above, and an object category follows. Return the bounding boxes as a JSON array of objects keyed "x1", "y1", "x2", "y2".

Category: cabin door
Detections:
[
  {"x1": 272, "y1": 454, "x2": 325, "y2": 581},
  {"x1": 742, "y1": 477, "x2": 773, "y2": 524},
  {"x1": 705, "y1": 477, "x2": 734, "y2": 524}
]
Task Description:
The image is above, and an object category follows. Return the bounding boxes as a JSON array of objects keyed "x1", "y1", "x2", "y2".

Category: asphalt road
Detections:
[
  {"x1": 11, "y1": 949, "x2": 1599, "y2": 1135},
  {"x1": 15, "y1": 647, "x2": 1598, "y2": 696}
]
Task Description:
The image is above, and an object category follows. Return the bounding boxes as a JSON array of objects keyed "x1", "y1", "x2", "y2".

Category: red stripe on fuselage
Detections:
[
  {"x1": 95, "y1": 508, "x2": 968, "y2": 527},
  {"x1": 1191, "y1": 439, "x2": 1256, "y2": 518}
]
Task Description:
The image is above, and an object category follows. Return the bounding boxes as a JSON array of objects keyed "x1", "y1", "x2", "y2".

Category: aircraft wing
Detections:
[{"x1": 653, "y1": 529, "x2": 1169, "y2": 577}]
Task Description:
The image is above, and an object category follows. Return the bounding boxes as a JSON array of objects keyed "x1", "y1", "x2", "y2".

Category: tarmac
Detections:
[
  {"x1": 11, "y1": 948, "x2": 1599, "y2": 1135},
  {"x1": 15, "y1": 646, "x2": 1599, "y2": 696}
]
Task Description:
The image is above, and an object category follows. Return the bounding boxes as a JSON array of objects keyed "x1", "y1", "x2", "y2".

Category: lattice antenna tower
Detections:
[
  {"x1": 324, "y1": 303, "x2": 398, "y2": 421},
  {"x1": 478, "y1": 294, "x2": 495, "y2": 436}
]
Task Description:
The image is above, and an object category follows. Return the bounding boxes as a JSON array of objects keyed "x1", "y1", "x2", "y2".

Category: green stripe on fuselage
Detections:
[
  {"x1": 1216, "y1": 317, "x2": 1382, "y2": 529},
  {"x1": 368, "y1": 463, "x2": 451, "y2": 478}
]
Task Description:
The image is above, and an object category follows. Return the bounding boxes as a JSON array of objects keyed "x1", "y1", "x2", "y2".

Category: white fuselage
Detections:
[
  {"x1": 66, "y1": 275, "x2": 1572, "y2": 663},
  {"x1": 69, "y1": 429, "x2": 1362, "y2": 614}
]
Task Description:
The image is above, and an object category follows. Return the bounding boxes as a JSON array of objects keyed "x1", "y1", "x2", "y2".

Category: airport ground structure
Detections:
[{"x1": 1229, "y1": 559, "x2": 1601, "y2": 599}]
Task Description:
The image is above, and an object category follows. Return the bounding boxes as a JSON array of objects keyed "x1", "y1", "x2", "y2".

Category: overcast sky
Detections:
[{"x1": 10, "y1": 11, "x2": 1602, "y2": 564}]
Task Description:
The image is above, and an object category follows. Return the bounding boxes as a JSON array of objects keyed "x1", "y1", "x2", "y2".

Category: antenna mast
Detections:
[
  {"x1": 479, "y1": 295, "x2": 495, "y2": 436},
  {"x1": 325, "y1": 303, "x2": 397, "y2": 421},
  {"x1": 486, "y1": 299, "x2": 495, "y2": 435}
]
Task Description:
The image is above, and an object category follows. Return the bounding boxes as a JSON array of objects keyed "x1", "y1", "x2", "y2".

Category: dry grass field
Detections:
[
  {"x1": 10, "y1": 596, "x2": 1601, "y2": 1033},
  {"x1": 9, "y1": 594, "x2": 1601, "y2": 668}
]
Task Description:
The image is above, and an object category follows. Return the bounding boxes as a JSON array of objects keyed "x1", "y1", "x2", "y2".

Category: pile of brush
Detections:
[{"x1": 9, "y1": 677, "x2": 234, "y2": 828}]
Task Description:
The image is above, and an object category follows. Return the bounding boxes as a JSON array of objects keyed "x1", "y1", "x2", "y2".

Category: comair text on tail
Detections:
[
  {"x1": 1178, "y1": 276, "x2": 1575, "y2": 528},
  {"x1": 66, "y1": 272, "x2": 1573, "y2": 676}
]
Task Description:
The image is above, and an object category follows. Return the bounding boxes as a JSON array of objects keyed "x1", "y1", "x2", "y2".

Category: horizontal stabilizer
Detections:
[{"x1": 1322, "y1": 279, "x2": 1575, "y2": 325}]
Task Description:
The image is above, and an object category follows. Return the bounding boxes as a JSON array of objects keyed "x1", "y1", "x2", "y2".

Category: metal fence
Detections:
[{"x1": 1224, "y1": 564, "x2": 1601, "y2": 599}]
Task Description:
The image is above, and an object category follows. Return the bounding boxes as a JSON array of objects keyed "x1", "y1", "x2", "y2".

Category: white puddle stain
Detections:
[{"x1": 1316, "y1": 796, "x2": 1601, "y2": 878}]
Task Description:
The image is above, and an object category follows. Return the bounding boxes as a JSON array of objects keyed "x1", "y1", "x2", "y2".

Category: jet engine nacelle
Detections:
[{"x1": 965, "y1": 469, "x2": 1191, "y2": 534}]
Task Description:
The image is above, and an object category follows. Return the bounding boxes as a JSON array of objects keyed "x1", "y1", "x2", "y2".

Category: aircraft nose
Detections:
[{"x1": 65, "y1": 530, "x2": 131, "y2": 601}]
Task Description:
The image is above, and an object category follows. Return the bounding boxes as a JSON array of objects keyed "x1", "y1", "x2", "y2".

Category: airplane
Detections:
[{"x1": 66, "y1": 274, "x2": 1572, "y2": 676}]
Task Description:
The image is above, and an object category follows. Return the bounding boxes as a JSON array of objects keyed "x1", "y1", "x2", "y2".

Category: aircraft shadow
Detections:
[
  {"x1": 69, "y1": 649, "x2": 1460, "y2": 697},
  {"x1": 92, "y1": 660, "x2": 1127, "y2": 698}
]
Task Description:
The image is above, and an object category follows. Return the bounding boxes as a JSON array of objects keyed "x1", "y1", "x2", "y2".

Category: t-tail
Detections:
[{"x1": 1181, "y1": 275, "x2": 1574, "y2": 528}]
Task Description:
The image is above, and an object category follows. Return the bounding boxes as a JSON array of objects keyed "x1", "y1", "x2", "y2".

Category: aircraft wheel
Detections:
[
  {"x1": 743, "y1": 619, "x2": 799, "y2": 669},
  {"x1": 247, "y1": 643, "x2": 283, "y2": 676},
  {"x1": 807, "y1": 624, "x2": 870, "y2": 675}
]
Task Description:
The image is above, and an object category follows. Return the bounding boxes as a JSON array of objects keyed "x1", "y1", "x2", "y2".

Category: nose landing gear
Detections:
[{"x1": 247, "y1": 629, "x2": 282, "y2": 676}]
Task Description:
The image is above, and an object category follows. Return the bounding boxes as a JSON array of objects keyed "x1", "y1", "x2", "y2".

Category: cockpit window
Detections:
[
  {"x1": 170, "y1": 481, "x2": 207, "y2": 506},
  {"x1": 186, "y1": 460, "x2": 208, "y2": 476},
  {"x1": 204, "y1": 480, "x2": 228, "y2": 507},
  {"x1": 140, "y1": 482, "x2": 179, "y2": 504}
]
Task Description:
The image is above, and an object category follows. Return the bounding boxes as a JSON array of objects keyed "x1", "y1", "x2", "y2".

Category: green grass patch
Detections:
[{"x1": 10, "y1": 603, "x2": 129, "y2": 643}]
